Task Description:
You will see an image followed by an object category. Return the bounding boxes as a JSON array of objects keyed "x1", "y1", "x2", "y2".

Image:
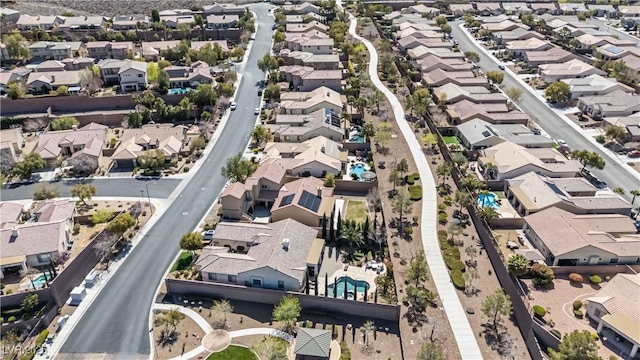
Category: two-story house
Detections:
[
  {"x1": 97, "y1": 59, "x2": 147, "y2": 91},
  {"x1": 16, "y1": 15, "x2": 64, "y2": 30},
  {"x1": 86, "y1": 41, "x2": 134, "y2": 60},
  {"x1": 112, "y1": 15, "x2": 149, "y2": 30},
  {"x1": 206, "y1": 14, "x2": 239, "y2": 29}
]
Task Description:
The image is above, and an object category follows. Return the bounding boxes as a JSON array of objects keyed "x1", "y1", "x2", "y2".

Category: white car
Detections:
[
  {"x1": 254, "y1": 108, "x2": 260, "y2": 115},
  {"x1": 230, "y1": 102, "x2": 237, "y2": 110},
  {"x1": 201, "y1": 230, "x2": 215, "y2": 240},
  {"x1": 557, "y1": 139, "x2": 567, "y2": 147}
]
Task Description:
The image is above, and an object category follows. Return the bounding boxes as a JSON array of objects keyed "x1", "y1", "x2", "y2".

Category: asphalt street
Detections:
[
  {"x1": 0, "y1": 178, "x2": 181, "y2": 201},
  {"x1": 59, "y1": 4, "x2": 274, "y2": 356},
  {"x1": 450, "y1": 21, "x2": 640, "y2": 202}
]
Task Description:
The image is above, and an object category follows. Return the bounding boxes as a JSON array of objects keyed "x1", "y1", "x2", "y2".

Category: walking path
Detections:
[{"x1": 345, "y1": 11, "x2": 483, "y2": 359}]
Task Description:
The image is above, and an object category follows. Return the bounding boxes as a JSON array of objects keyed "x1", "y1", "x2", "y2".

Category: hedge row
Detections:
[
  {"x1": 451, "y1": 270, "x2": 465, "y2": 290},
  {"x1": 36, "y1": 329, "x2": 49, "y2": 348}
]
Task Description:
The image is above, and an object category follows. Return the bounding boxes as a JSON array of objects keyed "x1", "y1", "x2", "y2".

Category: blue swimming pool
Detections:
[
  {"x1": 30, "y1": 274, "x2": 48, "y2": 289},
  {"x1": 349, "y1": 134, "x2": 365, "y2": 143},
  {"x1": 327, "y1": 276, "x2": 370, "y2": 299},
  {"x1": 168, "y1": 88, "x2": 193, "y2": 95},
  {"x1": 478, "y1": 193, "x2": 500, "y2": 209},
  {"x1": 350, "y1": 163, "x2": 366, "y2": 180}
]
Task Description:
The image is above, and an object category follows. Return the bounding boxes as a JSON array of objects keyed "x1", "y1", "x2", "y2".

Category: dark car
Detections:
[{"x1": 272, "y1": 24, "x2": 277, "y2": 30}]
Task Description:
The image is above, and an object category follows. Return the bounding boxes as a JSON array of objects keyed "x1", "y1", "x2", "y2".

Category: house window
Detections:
[
  {"x1": 277, "y1": 280, "x2": 285, "y2": 289},
  {"x1": 138, "y1": 74, "x2": 143, "y2": 78},
  {"x1": 208, "y1": 273, "x2": 217, "y2": 281},
  {"x1": 228, "y1": 275, "x2": 237, "y2": 283},
  {"x1": 609, "y1": 258, "x2": 619, "y2": 264},
  {"x1": 252, "y1": 278, "x2": 263, "y2": 287},
  {"x1": 261, "y1": 185, "x2": 267, "y2": 189},
  {"x1": 37, "y1": 254, "x2": 51, "y2": 263}
]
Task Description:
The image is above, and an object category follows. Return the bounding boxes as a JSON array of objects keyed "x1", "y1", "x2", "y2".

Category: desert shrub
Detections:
[
  {"x1": 438, "y1": 203, "x2": 446, "y2": 211},
  {"x1": 446, "y1": 259, "x2": 465, "y2": 272},
  {"x1": 573, "y1": 309, "x2": 584, "y2": 318},
  {"x1": 340, "y1": 341, "x2": 351, "y2": 360},
  {"x1": 589, "y1": 275, "x2": 602, "y2": 284},
  {"x1": 183, "y1": 167, "x2": 189, "y2": 173},
  {"x1": 438, "y1": 212, "x2": 448, "y2": 224},
  {"x1": 530, "y1": 263, "x2": 554, "y2": 286},
  {"x1": 73, "y1": 222, "x2": 81, "y2": 235},
  {"x1": 550, "y1": 329, "x2": 562, "y2": 339},
  {"x1": 451, "y1": 270, "x2": 465, "y2": 290},
  {"x1": 406, "y1": 175, "x2": 415, "y2": 185},
  {"x1": 533, "y1": 305, "x2": 546, "y2": 318},
  {"x1": 605, "y1": 276, "x2": 611, "y2": 281},
  {"x1": 595, "y1": 135, "x2": 605, "y2": 143},
  {"x1": 36, "y1": 329, "x2": 49, "y2": 347},
  {"x1": 568, "y1": 273, "x2": 583, "y2": 283},
  {"x1": 408, "y1": 185, "x2": 422, "y2": 200},
  {"x1": 8, "y1": 316, "x2": 16, "y2": 323},
  {"x1": 438, "y1": 230, "x2": 447, "y2": 242},
  {"x1": 91, "y1": 210, "x2": 114, "y2": 224},
  {"x1": 411, "y1": 172, "x2": 419, "y2": 180},
  {"x1": 572, "y1": 300, "x2": 583, "y2": 310}
]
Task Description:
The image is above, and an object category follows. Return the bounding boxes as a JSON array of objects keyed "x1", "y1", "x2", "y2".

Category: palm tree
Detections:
[
  {"x1": 212, "y1": 299, "x2": 233, "y2": 329},
  {"x1": 476, "y1": 206, "x2": 500, "y2": 223},
  {"x1": 483, "y1": 162, "x2": 497, "y2": 180},
  {"x1": 360, "y1": 320, "x2": 375, "y2": 350},
  {"x1": 455, "y1": 190, "x2": 472, "y2": 212},
  {"x1": 436, "y1": 162, "x2": 453, "y2": 186},
  {"x1": 479, "y1": 190, "x2": 491, "y2": 207},
  {"x1": 361, "y1": 122, "x2": 376, "y2": 142},
  {"x1": 630, "y1": 189, "x2": 640, "y2": 204},
  {"x1": 396, "y1": 158, "x2": 409, "y2": 181},
  {"x1": 375, "y1": 275, "x2": 393, "y2": 295},
  {"x1": 340, "y1": 220, "x2": 364, "y2": 247}
]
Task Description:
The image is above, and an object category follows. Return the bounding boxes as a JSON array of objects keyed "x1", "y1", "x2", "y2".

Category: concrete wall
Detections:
[
  {"x1": 0, "y1": 288, "x2": 53, "y2": 309},
  {"x1": 532, "y1": 320, "x2": 561, "y2": 352},
  {"x1": 165, "y1": 278, "x2": 400, "y2": 321},
  {"x1": 550, "y1": 264, "x2": 640, "y2": 275},
  {"x1": 334, "y1": 179, "x2": 377, "y2": 195}
]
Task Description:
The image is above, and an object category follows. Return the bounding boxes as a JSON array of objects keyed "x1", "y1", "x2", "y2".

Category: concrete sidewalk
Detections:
[{"x1": 345, "y1": 9, "x2": 483, "y2": 360}]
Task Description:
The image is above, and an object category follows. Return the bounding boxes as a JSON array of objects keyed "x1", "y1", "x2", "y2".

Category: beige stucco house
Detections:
[
  {"x1": 111, "y1": 124, "x2": 187, "y2": 168},
  {"x1": 270, "y1": 108, "x2": 344, "y2": 143},
  {"x1": 35, "y1": 123, "x2": 107, "y2": 167}
]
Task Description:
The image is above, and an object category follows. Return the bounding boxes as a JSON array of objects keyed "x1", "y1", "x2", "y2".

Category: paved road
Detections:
[
  {"x1": 451, "y1": 22, "x2": 640, "y2": 202},
  {"x1": 0, "y1": 178, "x2": 181, "y2": 201},
  {"x1": 59, "y1": 5, "x2": 274, "y2": 357}
]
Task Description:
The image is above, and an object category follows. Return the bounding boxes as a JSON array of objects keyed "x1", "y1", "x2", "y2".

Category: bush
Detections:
[
  {"x1": 8, "y1": 316, "x2": 16, "y2": 323},
  {"x1": 438, "y1": 212, "x2": 448, "y2": 224},
  {"x1": 533, "y1": 305, "x2": 546, "y2": 318},
  {"x1": 550, "y1": 329, "x2": 562, "y2": 339},
  {"x1": 0, "y1": 317, "x2": 3, "y2": 323},
  {"x1": 36, "y1": 329, "x2": 49, "y2": 347},
  {"x1": 110, "y1": 138, "x2": 117, "y2": 148},
  {"x1": 530, "y1": 263, "x2": 554, "y2": 286},
  {"x1": 573, "y1": 309, "x2": 584, "y2": 318},
  {"x1": 568, "y1": 273, "x2": 583, "y2": 283},
  {"x1": 406, "y1": 175, "x2": 415, "y2": 185},
  {"x1": 412, "y1": 172, "x2": 419, "y2": 180},
  {"x1": 446, "y1": 259, "x2": 465, "y2": 272},
  {"x1": 438, "y1": 203, "x2": 446, "y2": 211},
  {"x1": 438, "y1": 230, "x2": 447, "y2": 242},
  {"x1": 183, "y1": 167, "x2": 189, "y2": 173},
  {"x1": 573, "y1": 300, "x2": 583, "y2": 310},
  {"x1": 451, "y1": 270, "x2": 465, "y2": 290},
  {"x1": 91, "y1": 210, "x2": 114, "y2": 225},
  {"x1": 73, "y1": 222, "x2": 81, "y2": 235},
  {"x1": 605, "y1": 276, "x2": 611, "y2": 281},
  {"x1": 408, "y1": 185, "x2": 422, "y2": 200},
  {"x1": 339, "y1": 340, "x2": 351, "y2": 360},
  {"x1": 595, "y1": 135, "x2": 605, "y2": 143},
  {"x1": 589, "y1": 275, "x2": 602, "y2": 284},
  {"x1": 22, "y1": 313, "x2": 31, "y2": 321}
]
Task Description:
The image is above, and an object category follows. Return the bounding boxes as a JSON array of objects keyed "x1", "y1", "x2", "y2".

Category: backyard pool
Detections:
[
  {"x1": 349, "y1": 134, "x2": 365, "y2": 143},
  {"x1": 168, "y1": 88, "x2": 193, "y2": 95},
  {"x1": 30, "y1": 274, "x2": 49, "y2": 289},
  {"x1": 350, "y1": 163, "x2": 367, "y2": 180},
  {"x1": 327, "y1": 276, "x2": 370, "y2": 299},
  {"x1": 478, "y1": 193, "x2": 500, "y2": 209}
]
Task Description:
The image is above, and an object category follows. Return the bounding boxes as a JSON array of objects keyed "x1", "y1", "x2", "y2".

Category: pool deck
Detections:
[
  {"x1": 343, "y1": 158, "x2": 371, "y2": 180},
  {"x1": 316, "y1": 261, "x2": 384, "y2": 300}
]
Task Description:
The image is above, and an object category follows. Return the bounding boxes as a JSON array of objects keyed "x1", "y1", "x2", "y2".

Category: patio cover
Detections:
[
  {"x1": 601, "y1": 313, "x2": 640, "y2": 345},
  {"x1": 306, "y1": 238, "x2": 325, "y2": 265},
  {"x1": 514, "y1": 249, "x2": 545, "y2": 262},
  {"x1": 1, "y1": 254, "x2": 26, "y2": 267}
]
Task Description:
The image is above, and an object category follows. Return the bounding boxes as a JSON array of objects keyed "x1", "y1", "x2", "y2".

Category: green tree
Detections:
[
  {"x1": 55, "y1": 85, "x2": 69, "y2": 96},
  {"x1": 404, "y1": 284, "x2": 436, "y2": 314},
  {"x1": 217, "y1": 82, "x2": 235, "y2": 98},
  {"x1": 7, "y1": 81, "x2": 25, "y2": 100},
  {"x1": 361, "y1": 122, "x2": 376, "y2": 143},
  {"x1": 212, "y1": 299, "x2": 234, "y2": 329},
  {"x1": 392, "y1": 189, "x2": 413, "y2": 237},
  {"x1": 20, "y1": 294, "x2": 39, "y2": 313},
  {"x1": 197, "y1": 43, "x2": 224, "y2": 65},
  {"x1": 229, "y1": 46, "x2": 245, "y2": 60},
  {"x1": 340, "y1": 220, "x2": 364, "y2": 247},
  {"x1": 507, "y1": 254, "x2": 530, "y2": 276},
  {"x1": 33, "y1": 184, "x2": 59, "y2": 200},
  {"x1": 221, "y1": 153, "x2": 257, "y2": 183},
  {"x1": 251, "y1": 125, "x2": 271, "y2": 146},
  {"x1": 2, "y1": 33, "x2": 30, "y2": 59},
  {"x1": 154, "y1": 308, "x2": 185, "y2": 334},
  {"x1": 434, "y1": 16, "x2": 447, "y2": 26},
  {"x1": 477, "y1": 206, "x2": 500, "y2": 222},
  {"x1": 630, "y1": 189, "x2": 640, "y2": 204},
  {"x1": 530, "y1": 263, "x2": 555, "y2": 287},
  {"x1": 50, "y1": 116, "x2": 79, "y2": 131},
  {"x1": 549, "y1": 330, "x2": 602, "y2": 360},
  {"x1": 263, "y1": 83, "x2": 280, "y2": 101},
  {"x1": 570, "y1": 150, "x2": 605, "y2": 171},
  {"x1": 454, "y1": 190, "x2": 472, "y2": 212},
  {"x1": 505, "y1": 87, "x2": 523, "y2": 103},
  {"x1": 374, "y1": 122, "x2": 392, "y2": 150},
  {"x1": 272, "y1": 295, "x2": 302, "y2": 333},
  {"x1": 189, "y1": 137, "x2": 206, "y2": 152},
  {"x1": 106, "y1": 213, "x2": 136, "y2": 234},
  {"x1": 273, "y1": 29, "x2": 285, "y2": 44},
  {"x1": 324, "y1": 173, "x2": 335, "y2": 188},
  {"x1": 605, "y1": 125, "x2": 628, "y2": 144},
  {"x1": 464, "y1": 51, "x2": 480, "y2": 63},
  {"x1": 436, "y1": 162, "x2": 453, "y2": 186},
  {"x1": 257, "y1": 53, "x2": 279, "y2": 74},
  {"x1": 189, "y1": 83, "x2": 218, "y2": 107},
  {"x1": 417, "y1": 341, "x2": 444, "y2": 360},
  {"x1": 440, "y1": 24, "x2": 452, "y2": 34},
  {"x1": 157, "y1": 70, "x2": 170, "y2": 94},
  {"x1": 91, "y1": 210, "x2": 115, "y2": 224},
  {"x1": 151, "y1": 9, "x2": 160, "y2": 22},
  {"x1": 147, "y1": 62, "x2": 160, "y2": 82},
  {"x1": 612, "y1": 187, "x2": 625, "y2": 196},
  {"x1": 481, "y1": 290, "x2": 512, "y2": 337},
  {"x1": 407, "y1": 250, "x2": 429, "y2": 286},
  {"x1": 12, "y1": 153, "x2": 45, "y2": 179},
  {"x1": 180, "y1": 232, "x2": 204, "y2": 251},
  {"x1": 486, "y1": 70, "x2": 504, "y2": 85},
  {"x1": 70, "y1": 183, "x2": 96, "y2": 205},
  {"x1": 137, "y1": 149, "x2": 165, "y2": 170},
  {"x1": 422, "y1": 133, "x2": 438, "y2": 153},
  {"x1": 252, "y1": 337, "x2": 288, "y2": 360},
  {"x1": 545, "y1": 81, "x2": 571, "y2": 104}
]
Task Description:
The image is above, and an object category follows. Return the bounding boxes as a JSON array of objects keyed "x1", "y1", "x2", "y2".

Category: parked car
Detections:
[
  {"x1": 254, "y1": 108, "x2": 260, "y2": 115},
  {"x1": 230, "y1": 102, "x2": 237, "y2": 110},
  {"x1": 498, "y1": 64, "x2": 506, "y2": 70},
  {"x1": 556, "y1": 139, "x2": 567, "y2": 147},
  {"x1": 202, "y1": 230, "x2": 215, "y2": 240},
  {"x1": 628, "y1": 150, "x2": 640, "y2": 158}
]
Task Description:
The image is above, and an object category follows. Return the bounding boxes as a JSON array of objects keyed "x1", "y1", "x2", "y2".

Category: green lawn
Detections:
[
  {"x1": 207, "y1": 345, "x2": 257, "y2": 360},
  {"x1": 345, "y1": 200, "x2": 368, "y2": 223},
  {"x1": 493, "y1": 191, "x2": 506, "y2": 199},
  {"x1": 170, "y1": 251, "x2": 193, "y2": 272},
  {"x1": 442, "y1": 136, "x2": 460, "y2": 145}
]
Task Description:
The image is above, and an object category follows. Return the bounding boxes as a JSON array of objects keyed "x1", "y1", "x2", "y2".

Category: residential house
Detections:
[
  {"x1": 60, "y1": 57, "x2": 96, "y2": 71},
  {"x1": 449, "y1": 4, "x2": 476, "y2": 17},
  {"x1": 524, "y1": 47, "x2": 574, "y2": 67},
  {"x1": 282, "y1": 2, "x2": 321, "y2": 15},
  {"x1": 501, "y1": 3, "x2": 532, "y2": 15},
  {"x1": 618, "y1": 5, "x2": 640, "y2": 17},
  {"x1": 434, "y1": 83, "x2": 506, "y2": 104},
  {"x1": 26, "y1": 70, "x2": 84, "y2": 93},
  {"x1": 559, "y1": 3, "x2": 587, "y2": 15},
  {"x1": 286, "y1": 22, "x2": 329, "y2": 34},
  {"x1": 261, "y1": 136, "x2": 348, "y2": 177},
  {"x1": 478, "y1": 141, "x2": 582, "y2": 181},
  {"x1": 279, "y1": 50, "x2": 340, "y2": 70},
  {"x1": 398, "y1": 36, "x2": 454, "y2": 52},
  {"x1": 111, "y1": 124, "x2": 187, "y2": 168},
  {"x1": 203, "y1": 3, "x2": 246, "y2": 16},
  {"x1": 408, "y1": 46, "x2": 466, "y2": 61},
  {"x1": 285, "y1": 37, "x2": 334, "y2": 54},
  {"x1": 528, "y1": 3, "x2": 560, "y2": 15},
  {"x1": 505, "y1": 172, "x2": 632, "y2": 217},
  {"x1": 96, "y1": 59, "x2": 147, "y2": 91},
  {"x1": 285, "y1": 14, "x2": 323, "y2": 24},
  {"x1": 279, "y1": 86, "x2": 343, "y2": 115},
  {"x1": 195, "y1": 219, "x2": 325, "y2": 290},
  {"x1": 523, "y1": 207, "x2": 640, "y2": 266},
  {"x1": 447, "y1": 100, "x2": 530, "y2": 125},
  {"x1": 206, "y1": 14, "x2": 239, "y2": 29},
  {"x1": 620, "y1": 55, "x2": 640, "y2": 76},
  {"x1": 481, "y1": 20, "x2": 521, "y2": 32},
  {"x1": 575, "y1": 34, "x2": 635, "y2": 50},
  {"x1": 0, "y1": 68, "x2": 29, "y2": 94},
  {"x1": 191, "y1": 40, "x2": 229, "y2": 53},
  {"x1": 0, "y1": 9, "x2": 21, "y2": 25},
  {"x1": 413, "y1": 55, "x2": 474, "y2": 73},
  {"x1": 578, "y1": 90, "x2": 640, "y2": 119},
  {"x1": 0, "y1": 43, "x2": 8, "y2": 63},
  {"x1": 587, "y1": 274, "x2": 640, "y2": 359},
  {"x1": 397, "y1": 21, "x2": 441, "y2": 33},
  {"x1": 506, "y1": 38, "x2": 552, "y2": 58},
  {"x1": 476, "y1": 3, "x2": 504, "y2": 16},
  {"x1": 35, "y1": 60, "x2": 66, "y2": 72},
  {"x1": 141, "y1": 40, "x2": 180, "y2": 61},
  {"x1": 33, "y1": 199, "x2": 76, "y2": 228},
  {"x1": 539, "y1": 59, "x2": 605, "y2": 83},
  {"x1": 59, "y1": 16, "x2": 106, "y2": 30},
  {"x1": 596, "y1": 44, "x2": 633, "y2": 60},
  {"x1": 587, "y1": 4, "x2": 619, "y2": 18},
  {"x1": 86, "y1": 41, "x2": 134, "y2": 60},
  {"x1": 34, "y1": 123, "x2": 107, "y2": 166},
  {"x1": 270, "y1": 108, "x2": 344, "y2": 142},
  {"x1": 456, "y1": 118, "x2": 554, "y2": 150},
  {"x1": 0, "y1": 128, "x2": 24, "y2": 166},
  {"x1": 562, "y1": 75, "x2": 634, "y2": 100},
  {"x1": 164, "y1": 61, "x2": 216, "y2": 89},
  {"x1": 112, "y1": 15, "x2": 150, "y2": 30},
  {"x1": 0, "y1": 202, "x2": 24, "y2": 230},
  {"x1": 493, "y1": 28, "x2": 545, "y2": 45},
  {"x1": 279, "y1": 65, "x2": 342, "y2": 92},
  {"x1": 162, "y1": 15, "x2": 195, "y2": 29},
  {"x1": 29, "y1": 41, "x2": 86, "y2": 61},
  {"x1": 402, "y1": 4, "x2": 441, "y2": 17},
  {"x1": 294, "y1": 328, "x2": 332, "y2": 359},
  {"x1": 269, "y1": 177, "x2": 336, "y2": 227},
  {"x1": 422, "y1": 69, "x2": 489, "y2": 88},
  {"x1": 602, "y1": 115, "x2": 640, "y2": 142},
  {"x1": 16, "y1": 15, "x2": 63, "y2": 30}
]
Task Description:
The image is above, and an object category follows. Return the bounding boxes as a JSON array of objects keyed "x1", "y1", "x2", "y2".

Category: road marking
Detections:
[{"x1": 182, "y1": 212, "x2": 188, "y2": 216}]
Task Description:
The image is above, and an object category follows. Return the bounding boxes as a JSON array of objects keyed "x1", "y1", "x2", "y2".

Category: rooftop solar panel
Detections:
[
  {"x1": 280, "y1": 194, "x2": 294, "y2": 207},
  {"x1": 298, "y1": 190, "x2": 321, "y2": 212}
]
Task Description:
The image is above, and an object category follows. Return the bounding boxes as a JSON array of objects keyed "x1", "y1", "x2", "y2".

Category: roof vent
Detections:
[
  {"x1": 282, "y1": 238, "x2": 290, "y2": 250},
  {"x1": 11, "y1": 227, "x2": 18, "y2": 238}
]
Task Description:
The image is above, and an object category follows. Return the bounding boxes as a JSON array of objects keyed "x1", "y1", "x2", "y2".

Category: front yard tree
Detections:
[
  {"x1": 481, "y1": 290, "x2": 512, "y2": 338},
  {"x1": 12, "y1": 153, "x2": 45, "y2": 179},
  {"x1": 106, "y1": 213, "x2": 136, "y2": 234},
  {"x1": 545, "y1": 81, "x2": 570, "y2": 104},
  {"x1": 507, "y1": 254, "x2": 530, "y2": 277},
  {"x1": 33, "y1": 184, "x2": 59, "y2": 200},
  {"x1": 70, "y1": 184, "x2": 97, "y2": 205},
  {"x1": 250, "y1": 125, "x2": 271, "y2": 146},
  {"x1": 211, "y1": 299, "x2": 233, "y2": 329},
  {"x1": 464, "y1": 51, "x2": 480, "y2": 63},
  {"x1": 605, "y1": 125, "x2": 628, "y2": 144},
  {"x1": 189, "y1": 137, "x2": 206, "y2": 152},
  {"x1": 263, "y1": 83, "x2": 280, "y2": 101},
  {"x1": 180, "y1": 232, "x2": 204, "y2": 251},
  {"x1": 137, "y1": 149, "x2": 165, "y2": 170},
  {"x1": 257, "y1": 53, "x2": 279, "y2": 79},
  {"x1": 407, "y1": 250, "x2": 429, "y2": 286},
  {"x1": 486, "y1": 70, "x2": 504, "y2": 85},
  {"x1": 549, "y1": 330, "x2": 601, "y2": 360},
  {"x1": 7, "y1": 81, "x2": 25, "y2": 100},
  {"x1": 272, "y1": 294, "x2": 302, "y2": 334},
  {"x1": 69, "y1": 154, "x2": 99, "y2": 175},
  {"x1": 417, "y1": 341, "x2": 444, "y2": 360},
  {"x1": 221, "y1": 153, "x2": 257, "y2": 183},
  {"x1": 505, "y1": 87, "x2": 523, "y2": 103},
  {"x1": 570, "y1": 150, "x2": 605, "y2": 171},
  {"x1": 154, "y1": 308, "x2": 185, "y2": 344}
]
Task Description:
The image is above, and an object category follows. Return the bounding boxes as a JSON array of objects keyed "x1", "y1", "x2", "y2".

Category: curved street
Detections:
[{"x1": 58, "y1": 4, "x2": 275, "y2": 357}]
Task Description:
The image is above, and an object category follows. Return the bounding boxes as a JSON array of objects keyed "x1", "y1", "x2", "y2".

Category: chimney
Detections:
[
  {"x1": 72, "y1": 124, "x2": 78, "y2": 131},
  {"x1": 11, "y1": 227, "x2": 18, "y2": 238},
  {"x1": 320, "y1": 145, "x2": 325, "y2": 153},
  {"x1": 282, "y1": 238, "x2": 290, "y2": 250},
  {"x1": 156, "y1": 138, "x2": 160, "y2": 148},
  {"x1": 317, "y1": 186, "x2": 322, "y2": 197},
  {"x1": 51, "y1": 75, "x2": 56, "y2": 83},
  {"x1": 326, "y1": 91, "x2": 330, "y2": 97}
]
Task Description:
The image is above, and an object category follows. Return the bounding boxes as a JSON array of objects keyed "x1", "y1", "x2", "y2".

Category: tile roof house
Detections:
[
  {"x1": 35, "y1": 122, "x2": 107, "y2": 166},
  {"x1": 493, "y1": 27, "x2": 545, "y2": 45},
  {"x1": 33, "y1": 199, "x2": 76, "y2": 224},
  {"x1": 476, "y1": 2, "x2": 504, "y2": 16},
  {"x1": 279, "y1": 65, "x2": 343, "y2": 92},
  {"x1": 447, "y1": 99, "x2": 530, "y2": 125},
  {"x1": 261, "y1": 136, "x2": 348, "y2": 177},
  {"x1": 522, "y1": 207, "x2": 640, "y2": 266},
  {"x1": 35, "y1": 60, "x2": 66, "y2": 72},
  {"x1": 96, "y1": 59, "x2": 147, "y2": 92},
  {"x1": 0, "y1": 202, "x2": 24, "y2": 230},
  {"x1": 562, "y1": 74, "x2": 634, "y2": 100},
  {"x1": 269, "y1": 108, "x2": 344, "y2": 143},
  {"x1": 28, "y1": 41, "x2": 86, "y2": 61},
  {"x1": 505, "y1": 171, "x2": 632, "y2": 217},
  {"x1": 587, "y1": 4, "x2": 619, "y2": 18},
  {"x1": 456, "y1": 118, "x2": 554, "y2": 150},
  {"x1": 397, "y1": 36, "x2": 453, "y2": 52},
  {"x1": 285, "y1": 36, "x2": 334, "y2": 54},
  {"x1": 279, "y1": 86, "x2": 343, "y2": 115},
  {"x1": 140, "y1": 40, "x2": 181, "y2": 61},
  {"x1": 86, "y1": 41, "x2": 134, "y2": 60},
  {"x1": 559, "y1": 3, "x2": 587, "y2": 14},
  {"x1": 587, "y1": 273, "x2": 640, "y2": 359},
  {"x1": 60, "y1": 57, "x2": 96, "y2": 71},
  {"x1": 449, "y1": 3, "x2": 475, "y2": 16},
  {"x1": 524, "y1": 47, "x2": 574, "y2": 67},
  {"x1": 294, "y1": 328, "x2": 332, "y2": 359},
  {"x1": 528, "y1": 3, "x2": 560, "y2": 15},
  {"x1": 59, "y1": 16, "x2": 106, "y2": 30},
  {"x1": 619, "y1": 5, "x2": 640, "y2": 17},
  {"x1": 26, "y1": 70, "x2": 84, "y2": 93},
  {"x1": 539, "y1": 59, "x2": 606, "y2": 83},
  {"x1": 478, "y1": 141, "x2": 582, "y2": 181},
  {"x1": 269, "y1": 177, "x2": 336, "y2": 227},
  {"x1": 286, "y1": 21, "x2": 329, "y2": 34},
  {"x1": 285, "y1": 13, "x2": 324, "y2": 23},
  {"x1": 602, "y1": 115, "x2": 640, "y2": 142},
  {"x1": 164, "y1": 61, "x2": 216, "y2": 89},
  {"x1": 481, "y1": 20, "x2": 521, "y2": 32},
  {"x1": 501, "y1": 2, "x2": 532, "y2": 15},
  {"x1": 577, "y1": 90, "x2": 640, "y2": 119},
  {"x1": 282, "y1": 2, "x2": 321, "y2": 15},
  {"x1": 506, "y1": 38, "x2": 552, "y2": 57},
  {"x1": 203, "y1": 3, "x2": 246, "y2": 16},
  {"x1": 0, "y1": 127, "x2": 25, "y2": 165},
  {"x1": 111, "y1": 124, "x2": 187, "y2": 168},
  {"x1": 402, "y1": 4, "x2": 441, "y2": 17},
  {"x1": 16, "y1": 15, "x2": 64, "y2": 30},
  {"x1": 278, "y1": 50, "x2": 341, "y2": 70},
  {"x1": 206, "y1": 14, "x2": 239, "y2": 29},
  {"x1": 195, "y1": 219, "x2": 325, "y2": 290},
  {"x1": 408, "y1": 46, "x2": 465, "y2": 61},
  {"x1": 575, "y1": 34, "x2": 635, "y2": 50},
  {"x1": 422, "y1": 69, "x2": 489, "y2": 88},
  {"x1": 596, "y1": 44, "x2": 632, "y2": 60},
  {"x1": 412, "y1": 54, "x2": 472, "y2": 73},
  {"x1": 112, "y1": 15, "x2": 150, "y2": 30},
  {"x1": 394, "y1": 28, "x2": 443, "y2": 40},
  {"x1": 434, "y1": 83, "x2": 506, "y2": 104}
]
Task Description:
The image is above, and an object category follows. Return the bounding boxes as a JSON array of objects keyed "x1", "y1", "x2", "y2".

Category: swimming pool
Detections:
[
  {"x1": 327, "y1": 276, "x2": 370, "y2": 299},
  {"x1": 350, "y1": 163, "x2": 367, "y2": 180},
  {"x1": 168, "y1": 88, "x2": 193, "y2": 95},
  {"x1": 349, "y1": 134, "x2": 365, "y2": 143},
  {"x1": 478, "y1": 193, "x2": 500, "y2": 209},
  {"x1": 30, "y1": 274, "x2": 48, "y2": 289}
]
